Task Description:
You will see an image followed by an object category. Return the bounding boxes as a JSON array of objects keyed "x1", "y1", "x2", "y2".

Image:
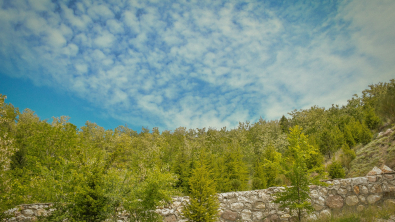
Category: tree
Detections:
[
  {"x1": 378, "y1": 82, "x2": 395, "y2": 123},
  {"x1": 274, "y1": 126, "x2": 316, "y2": 222},
  {"x1": 279, "y1": 115, "x2": 289, "y2": 133},
  {"x1": 182, "y1": 152, "x2": 219, "y2": 222}
]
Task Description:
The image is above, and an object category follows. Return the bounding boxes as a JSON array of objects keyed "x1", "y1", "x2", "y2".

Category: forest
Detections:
[{"x1": 1, "y1": 79, "x2": 394, "y2": 221}]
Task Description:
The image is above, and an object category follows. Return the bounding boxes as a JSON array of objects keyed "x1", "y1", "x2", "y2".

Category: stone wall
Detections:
[
  {"x1": 156, "y1": 173, "x2": 395, "y2": 222},
  {"x1": 4, "y1": 173, "x2": 395, "y2": 222}
]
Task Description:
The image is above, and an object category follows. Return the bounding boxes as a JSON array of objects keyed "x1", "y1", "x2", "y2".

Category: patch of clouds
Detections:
[{"x1": 0, "y1": 0, "x2": 394, "y2": 130}]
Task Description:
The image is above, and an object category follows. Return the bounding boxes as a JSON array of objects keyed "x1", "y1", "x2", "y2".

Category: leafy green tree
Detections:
[
  {"x1": 274, "y1": 160, "x2": 313, "y2": 222},
  {"x1": 364, "y1": 106, "x2": 381, "y2": 130},
  {"x1": 275, "y1": 126, "x2": 318, "y2": 221},
  {"x1": 124, "y1": 167, "x2": 177, "y2": 222},
  {"x1": 215, "y1": 144, "x2": 248, "y2": 192},
  {"x1": 253, "y1": 144, "x2": 282, "y2": 189},
  {"x1": 182, "y1": 153, "x2": 219, "y2": 222}
]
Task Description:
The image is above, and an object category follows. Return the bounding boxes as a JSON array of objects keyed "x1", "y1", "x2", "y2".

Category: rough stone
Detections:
[
  {"x1": 367, "y1": 194, "x2": 382, "y2": 204},
  {"x1": 368, "y1": 176, "x2": 377, "y2": 182},
  {"x1": 381, "y1": 164, "x2": 393, "y2": 173},
  {"x1": 222, "y1": 210, "x2": 238, "y2": 221},
  {"x1": 384, "y1": 174, "x2": 394, "y2": 179},
  {"x1": 230, "y1": 202, "x2": 244, "y2": 211},
  {"x1": 254, "y1": 201, "x2": 265, "y2": 209},
  {"x1": 353, "y1": 185, "x2": 360, "y2": 194},
  {"x1": 313, "y1": 204, "x2": 324, "y2": 211},
  {"x1": 253, "y1": 211, "x2": 264, "y2": 220},
  {"x1": 352, "y1": 177, "x2": 368, "y2": 185},
  {"x1": 370, "y1": 184, "x2": 382, "y2": 193},
  {"x1": 319, "y1": 210, "x2": 331, "y2": 219},
  {"x1": 325, "y1": 195, "x2": 344, "y2": 209},
  {"x1": 338, "y1": 188, "x2": 348, "y2": 195},
  {"x1": 35, "y1": 209, "x2": 47, "y2": 216},
  {"x1": 361, "y1": 185, "x2": 369, "y2": 194},
  {"x1": 310, "y1": 190, "x2": 319, "y2": 199},
  {"x1": 241, "y1": 209, "x2": 252, "y2": 220},
  {"x1": 359, "y1": 195, "x2": 366, "y2": 204},
  {"x1": 22, "y1": 209, "x2": 34, "y2": 217},
  {"x1": 346, "y1": 196, "x2": 359, "y2": 206},
  {"x1": 367, "y1": 166, "x2": 383, "y2": 176}
]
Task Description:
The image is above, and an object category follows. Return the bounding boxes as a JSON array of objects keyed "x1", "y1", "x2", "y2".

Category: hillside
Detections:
[{"x1": 347, "y1": 126, "x2": 395, "y2": 177}]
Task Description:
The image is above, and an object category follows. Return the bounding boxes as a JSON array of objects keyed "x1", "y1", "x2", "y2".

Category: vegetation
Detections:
[
  {"x1": 182, "y1": 151, "x2": 219, "y2": 222},
  {"x1": 311, "y1": 204, "x2": 395, "y2": 222},
  {"x1": 1, "y1": 79, "x2": 394, "y2": 221},
  {"x1": 274, "y1": 126, "x2": 318, "y2": 221}
]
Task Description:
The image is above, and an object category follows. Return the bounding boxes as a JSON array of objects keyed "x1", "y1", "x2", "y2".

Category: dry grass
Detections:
[
  {"x1": 347, "y1": 126, "x2": 395, "y2": 178},
  {"x1": 308, "y1": 204, "x2": 395, "y2": 222}
]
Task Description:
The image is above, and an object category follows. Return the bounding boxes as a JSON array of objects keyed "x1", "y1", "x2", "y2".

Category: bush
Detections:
[{"x1": 328, "y1": 160, "x2": 345, "y2": 179}]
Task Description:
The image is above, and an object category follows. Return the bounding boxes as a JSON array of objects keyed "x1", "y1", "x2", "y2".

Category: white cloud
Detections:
[{"x1": 1, "y1": 0, "x2": 394, "y2": 130}]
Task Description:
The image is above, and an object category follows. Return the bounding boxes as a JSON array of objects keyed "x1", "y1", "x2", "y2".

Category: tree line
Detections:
[{"x1": 0, "y1": 79, "x2": 394, "y2": 221}]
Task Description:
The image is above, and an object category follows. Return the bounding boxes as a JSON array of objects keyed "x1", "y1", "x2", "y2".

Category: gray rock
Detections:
[
  {"x1": 325, "y1": 195, "x2": 344, "y2": 209},
  {"x1": 345, "y1": 195, "x2": 359, "y2": 206},
  {"x1": 241, "y1": 209, "x2": 252, "y2": 220},
  {"x1": 367, "y1": 194, "x2": 382, "y2": 204}
]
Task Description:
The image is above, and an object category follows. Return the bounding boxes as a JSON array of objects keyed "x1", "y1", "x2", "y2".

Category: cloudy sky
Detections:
[{"x1": 0, "y1": 0, "x2": 394, "y2": 132}]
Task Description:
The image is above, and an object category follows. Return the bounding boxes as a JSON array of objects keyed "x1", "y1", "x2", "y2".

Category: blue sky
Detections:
[{"x1": 0, "y1": 0, "x2": 394, "y2": 132}]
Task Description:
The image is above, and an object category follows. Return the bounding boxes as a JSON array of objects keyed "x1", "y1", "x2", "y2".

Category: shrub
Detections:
[{"x1": 328, "y1": 160, "x2": 345, "y2": 179}]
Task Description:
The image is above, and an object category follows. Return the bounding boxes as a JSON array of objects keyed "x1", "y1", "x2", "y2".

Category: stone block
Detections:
[
  {"x1": 367, "y1": 194, "x2": 382, "y2": 204},
  {"x1": 230, "y1": 202, "x2": 244, "y2": 211},
  {"x1": 368, "y1": 176, "x2": 377, "y2": 182},
  {"x1": 358, "y1": 195, "x2": 366, "y2": 204},
  {"x1": 346, "y1": 195, "x2": 359, "y2": 206},
  {"x1": 22, "y1": 209, "x2": 34, "y2": 217},
  {"x1": 253, "y1": 211, "x2": 264, "y2": 220},
  {"x1": 338, "y1": 188, "x2": 348, "y2": 195},
  {"x1": 354, "y1": 185, "x2": 360, "y2": 194},
  {"x1": 384, "y1": 174, "x2": 394, "y2": 179},
  {"x1": 241, "y1": 209, "x2": 252, "y2": 220},
  {"x1": 352, "y1": 177, "x2": 368, "y2": 185},
  {"x1": 370, "y1": 184, "x2": 382, "y2": 193},
  {"x1": 325, "y1": 195, "x2": 344, "y2": 209},
  {"x1": 254, "y1": 201, "x2": 266, "y2": 209},
  {"x1": 222, "y1": 210, "x2": 238, "y2": 221},
  {"x1": 319, "y1": 210, "x2": 331, "y2": 219},
  {"x1": 361, "y1": 185, "x2": 369, "y2": 194},
  {"x1": 313, "y1": 204, "x2": 324, "y2": 211}
]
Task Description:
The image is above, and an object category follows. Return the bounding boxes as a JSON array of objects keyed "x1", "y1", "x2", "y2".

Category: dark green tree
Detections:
[{"x1": 182, "y1": 152, "x2": 219, "y2": 222}]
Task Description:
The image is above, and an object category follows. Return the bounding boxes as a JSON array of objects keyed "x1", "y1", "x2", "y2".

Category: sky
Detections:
[{"x1": 0, "y1": 0, "x2": 394, "y2": 132}]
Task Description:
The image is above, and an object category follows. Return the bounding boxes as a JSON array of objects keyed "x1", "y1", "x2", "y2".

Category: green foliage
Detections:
[
  {"x1": 364, "y1": 106, "x2": 381, "y2": 130},
  {"x1": 275, "y1": 126, "x2": 316, "y2": 222},
  {"x1": 253, "y1": 144, "x2": 282, "y2": 189},
  {"x1": 340, "y1": 143, "x2": 356, "y2": 169},
  {"x1": 328, "y1": 160, "x2": 345, "y2": 179},
  {"x1": 182, "y1": 153, "x2": 219, "y2": 222},
  {"x1": 280, "y1": 115, "x2": 289, "y2": 133},
  {"x1": 378, "y1": 80, "x2": 395, "y2": 123}
]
